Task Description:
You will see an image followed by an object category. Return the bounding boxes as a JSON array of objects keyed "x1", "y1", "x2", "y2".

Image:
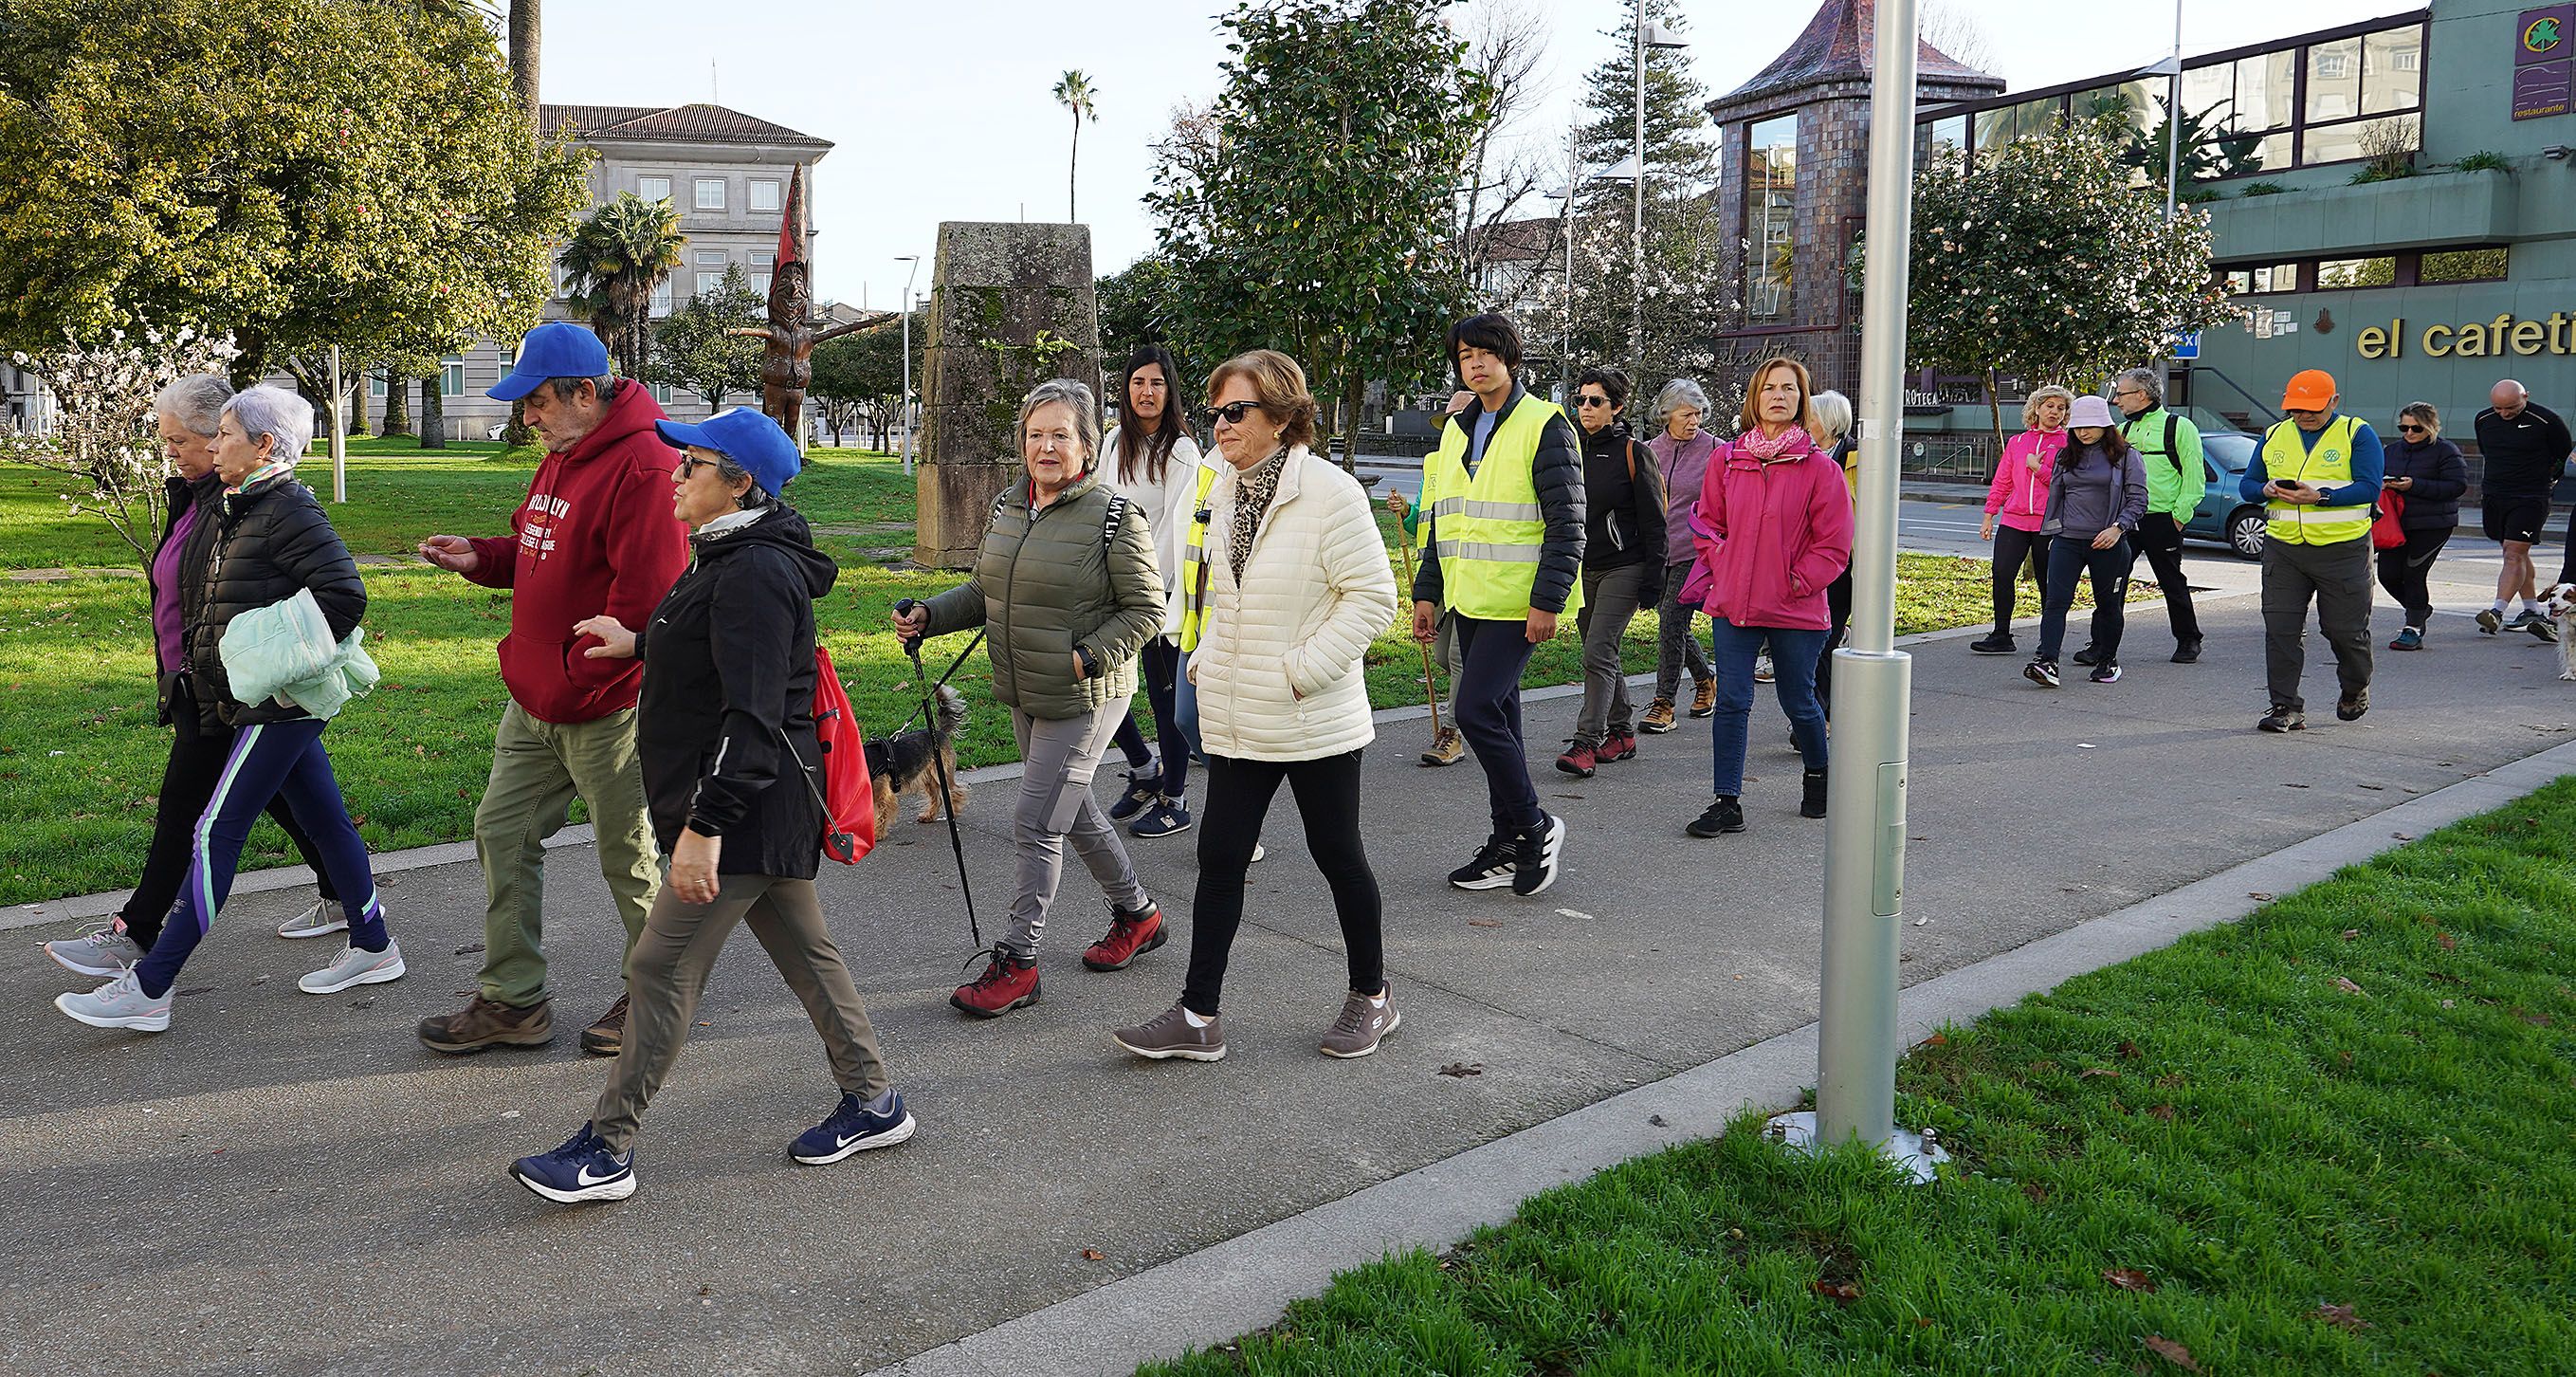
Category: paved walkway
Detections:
[{"x1": 3, "y1": 558, "x2": 2569, "y2": 1375}]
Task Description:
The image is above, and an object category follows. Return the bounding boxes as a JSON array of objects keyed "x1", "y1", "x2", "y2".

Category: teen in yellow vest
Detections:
[
  {"x1": 1406, "y1": 314, "x2": 1584, "y2": 897},
  {"x1": 2238, "y1": 369, "x2": 2384, "y2": 732}
]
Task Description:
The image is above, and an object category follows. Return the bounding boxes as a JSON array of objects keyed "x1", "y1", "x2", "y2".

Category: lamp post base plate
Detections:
[{"x1": 1763, "y1": 1111, "x2": 1948, "y2": 1186}]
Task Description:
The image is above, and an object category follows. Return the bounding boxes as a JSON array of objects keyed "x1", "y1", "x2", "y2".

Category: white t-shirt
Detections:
[{"x1": 1102, "y1": 428, "x2": 1207, "y2": 637}]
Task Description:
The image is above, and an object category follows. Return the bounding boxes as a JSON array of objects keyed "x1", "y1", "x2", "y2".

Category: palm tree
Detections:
[
  {"x1": 1051, "y1": 69, "x2": 1099, "y2": 222},
  {"x1": 507, "y1": 1, "x2": 540, "y2": 127},
  {"x1": 558, "y1": 193, "x2": 687, "y2": 381}
]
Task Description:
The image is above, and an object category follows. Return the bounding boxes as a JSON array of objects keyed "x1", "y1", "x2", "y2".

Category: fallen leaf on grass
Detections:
[
  {"x1": 2339, "y1": 928, "x2": 2360, "y2": 941},
  {"x1": 1080, "y1": 1249, "x2": 1106, "y2": 1261},
  {"x1": 2333, "y1": 977, "x2": 2366, "y2": 996},
  {"x1": 2311, "y1": 1303, "x2": 2371, "y2": 1331},
  {"x1": 1438, "y1": 1062, "x2": 1484, "y2": 1077},
  {"x1": 2101, "y1": 1267, "x2": 2157, "y2": 1293},
  {"x1": 1466, "y1": 918, "x2": 1503, "y2": 927},
  {"x1": 1921, "y1": 1033, "x2": 1948, "y2": 1047},
  {"x1": 2078, "y1": 1067, "x2": 2121, "y2": 1080},
  {"x1": 2148, "y1": 1104, "x2": 2176, "y2": 1121},
  {"x1": 2117, "y1": 1040, "x2": 2143, "y2": 1059},
  {"x1": 2513, "y1": 1008, "x2": 2554, "y2": 1027},
  {"x1": 2436, "y1": 931, "x2": 2456, "y2": 950},
  {"x1": 1810, "y1": 1279, "x2": 1862, "y2": 1303},
  {"x1": 2143, "y1": 1334, "x2": 2205, "y2": 1373}
]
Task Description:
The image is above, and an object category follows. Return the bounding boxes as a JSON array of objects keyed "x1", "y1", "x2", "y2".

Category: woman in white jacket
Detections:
[
  {"x1": 1101, "y1": 345, "x2": 1209, "y2": 839},
  {"x1": 1111, "y1": 350, "x2": 1401, "y2": 1062}
]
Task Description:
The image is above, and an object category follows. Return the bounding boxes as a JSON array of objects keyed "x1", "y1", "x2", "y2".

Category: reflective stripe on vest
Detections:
[
  {"x1": 2260, "y1": 415, "x2": 2370, "y2": 545},
  {"x1": 1175, "y1": 461, "x2": 1223, "y2": 653},
  {"x1": 1422, "y1": 399, "x2": 1580, "y2": 621}
]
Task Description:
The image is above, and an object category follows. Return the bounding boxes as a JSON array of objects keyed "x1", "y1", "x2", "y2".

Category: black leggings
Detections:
[
  {"x1": 1991, "y1": 525, "x2": 2050, "y2": 633},
  {"x1": 124, "y1": 678, "x2": 338, "y2": 946},
  {"x1": 1108, "y1": 640, "x2": 1189, "y2": 796},
  {"x1": 1183, "y1": 749, "x2": 1382, "y2": 1016},
  {"x1": 2375, "y1": 527, "x2": 2452, "y2": 629},
  {"x1": 2132, "y1": 512, "x2": 2203, "y2": 645}
]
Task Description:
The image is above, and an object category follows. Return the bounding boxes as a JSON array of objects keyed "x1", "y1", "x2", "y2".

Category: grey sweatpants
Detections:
[
  {"x1": 1431, "y1": 610, "x2": 1462, "y2": 724},
  {"x1": 1007, "y1": 701, "x2": 1148, "y2": 958},
  {"x1": 2260, "y1": 535, "x2": 2374, "y2": 713},
  {"x1": 1575, "y1": 561, "x2": 1653, "y2": 744},
  {"x1": 1653, "y1": 558, "x2": 1713, "y2": 701}
]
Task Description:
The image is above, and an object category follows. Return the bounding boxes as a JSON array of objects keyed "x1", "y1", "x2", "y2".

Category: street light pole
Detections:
[
  {"x1": 1632, "y1": 9, "x2": 1645, "y2": 377},
  {"x1": 897, "y1": 254, "x2": 921, "y2": 475},
  {"x1": 2165, "y1": 0, "x2": 2183, "y2": 223}
]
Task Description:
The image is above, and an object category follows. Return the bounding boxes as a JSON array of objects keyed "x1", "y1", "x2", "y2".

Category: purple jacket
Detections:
[{"x1": 1647, "y1": 430, "x2": 1719, "y2": 561}]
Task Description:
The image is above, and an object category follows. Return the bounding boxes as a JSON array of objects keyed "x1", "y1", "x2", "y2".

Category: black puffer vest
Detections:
[{"x1": 184, "y1": 473, "x2": 367, "y2": 731}]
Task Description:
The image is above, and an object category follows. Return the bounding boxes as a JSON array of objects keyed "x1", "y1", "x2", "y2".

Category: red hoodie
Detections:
[{"x1": 465, "y1": 381, "x2": 688, "y2": 724}]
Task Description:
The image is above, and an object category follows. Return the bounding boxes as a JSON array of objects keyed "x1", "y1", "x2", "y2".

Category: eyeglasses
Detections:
[
  {"x1": 1576, "y1": 395, "x2": 1613, "y2": 409},
  {"x1": 676, "y1": 454, "x2": 723, "y2": 477},
  {"x1": 1206, "y1": 400, "x2": 1267, "y2": 426},
  {"x1": 2397, "y1": 424, "x2": 2428, "y2": 434}
]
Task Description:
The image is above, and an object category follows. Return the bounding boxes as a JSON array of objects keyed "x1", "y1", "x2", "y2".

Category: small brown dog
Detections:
[{"x1": 864, "y1": 684, "x2": 969, "y2": 838}]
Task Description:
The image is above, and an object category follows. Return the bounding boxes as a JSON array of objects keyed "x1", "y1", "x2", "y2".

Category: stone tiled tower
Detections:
[{"x1": 1706, "y1": 0, "x2": 2001, "y2": 399}]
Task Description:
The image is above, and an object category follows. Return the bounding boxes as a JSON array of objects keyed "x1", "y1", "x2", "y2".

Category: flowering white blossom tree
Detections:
[{"x1": 3, "y1": 322, "x2": 242, "y2": 564}]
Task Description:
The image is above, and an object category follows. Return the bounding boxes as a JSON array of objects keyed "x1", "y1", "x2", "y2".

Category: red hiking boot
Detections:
[
  {"x1": 1083, "y1": 901, "x2": 1167, "y2": 972},
  {"x1": 1554, "y1": 741, "x2": 1598, "y2": 778},
  {"x1": 952, "y1": 947, "x2": 1040, "y2": 1018},
  {"x1": 1598, "y1": 731, "x2": 1637, "y2": 762}
]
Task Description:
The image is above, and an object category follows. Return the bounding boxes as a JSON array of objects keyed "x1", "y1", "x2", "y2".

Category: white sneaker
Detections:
[
  {"x1": 298, "y1": 941, "x2": 407, "y2": 995},
  {"x1": 276, "y1": 898, "x2": 348, "y2": 939},
  {"x1": 55, "y1": 968, "x2": 173, "y2": 1033},
  {"x1": 46, "y1": 922, "x2": 148, "y2": 977},
  {"x1": 1754, "y1": 653, "x2": 1776, "y2": 684}
]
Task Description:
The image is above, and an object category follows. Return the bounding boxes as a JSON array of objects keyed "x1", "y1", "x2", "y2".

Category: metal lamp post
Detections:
[
  {"x1": 1763, "y1": 0, "x2": 1946, "y2": 1185},
  {"x1": 1630, "y1": 18, "x2": 1688, "y2": 377},
  {"x1": 897, "y1": 254, "x2": 921, "y2": 474}
]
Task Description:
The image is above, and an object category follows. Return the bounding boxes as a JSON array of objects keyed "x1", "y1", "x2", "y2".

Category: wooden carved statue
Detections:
[{"x1": 728, "y1": 163, "x2": 893, "y2": 444}]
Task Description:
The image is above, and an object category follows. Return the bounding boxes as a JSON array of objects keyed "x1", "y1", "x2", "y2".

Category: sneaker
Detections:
[
  {"x1": 2023, "y1": 658, "x2": 2060, "y2": 688},
  {"x1": 1598, "y1": 730, "x2": 1637, "y2": 762},
  {"x1": 1687, "y1": 797, "x2": 1746, "y2": 837},
  {"x1": 272, "y1": 898, "x2": 345, "y2": 939},
  {"x1": 1968, "y1": 632, "x2": 2018, "y2": 655},
  {"x1": 1753, "y1": 653, "x2": 1775, "y2": 684},
  {"x1": 2523, "y1": 612, "x2": 2561, "y2": 643},
  {"x1": 1082, "y1": 901, "x2": 1166, "y2": 972},
  {"x1": 297, "y1": 940, "x2": 405, "y2": 994},
  {"x1": 2089, "y1": 662, "x2": 2123, "y2": 684},
  {"x1": 2257, "y1": 706, "x2": 2307, "y2": 733},
  {"x1": 1554, "y1": 741, "x2": 1597, "y2": 778},
  {"x1": 1319, "y1": 985, "x2": 1401, "y2": 1059},
  {"x1": 2336, "y1": 687, "x2": 2370, "y2": 722},
  {"x1": 579, "y1": 993, "x2": 630, "y2": 1057},
  {"x1": 1112, "y1": 1002, "x2": 1228, "y2": 1061},
  {"x1": 418, "y1": 995, "x2": 555, "y2": 1055},
  {"x1": 45, "y1": 921, "x2": 146, "y2": 978},
  {"x1": 1690, "y1": 675, "x2": 1719, "y2": 718},
  {"x1": 1447, "y1": 835, "x2": 1519, "y2": 891},
  {"x1": 952, "y1": 946, "x2": 1040, "y2": 1018},
  {"x1": 1511, "y1": 814, "x2": 1565, "y2": 897},
  {"x1": 1800, "y1": 769, "x2": 1828, "y2": 819},
  {"x1": 1639, "y1": 699, "x2": 1678, "y2": 734},
  {"x1": 2507, "y1": 608, "x2": 2546, "y2": 634},
  {"x1": 2171, "y1": 638, "x2": 2202, "y2": 665},
  {"x1": 1418, "y1": 725, "x2": 1468, "y2": 765},
  {"x1": 54, "y1": 968, "x2": 172, "y2": 1033},
  {"x1": 2476, "y1": 607, "x2": 2503, "y2": 634},
  {"x1": 510, "y1": 1123, "x2": 635, "y2": 1204},
  {"x1": 790, "y1": 1088, "x2": 916, "y2": 1165},
  {"x1": 1129, "y1": 798, "x2": 1192, "y2": 838},
  {"x1": 1106, "y1": 770, "x2": 1160, "y2": 823},
  {"x1": 2072, "y1": 644, "x2": 2098, "y2": 667},
  {"x1": 2389, "y1": 626, "x2": 2423, "y2": 652}
]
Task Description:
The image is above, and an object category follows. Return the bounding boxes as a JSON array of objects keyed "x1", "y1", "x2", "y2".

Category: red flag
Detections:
[{"x1": 776, "y1": 163, "x2": 804, "y2": 268}]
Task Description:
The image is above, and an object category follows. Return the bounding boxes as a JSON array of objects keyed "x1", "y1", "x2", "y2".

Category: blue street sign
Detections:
[{"x1": 2171, "y1": 331, "x2": 2201, "y2": 360}]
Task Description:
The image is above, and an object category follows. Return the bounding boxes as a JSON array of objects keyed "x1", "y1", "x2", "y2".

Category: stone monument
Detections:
[{"x1": 913, "y1": 222, "x2": 1102, "y2": 568}]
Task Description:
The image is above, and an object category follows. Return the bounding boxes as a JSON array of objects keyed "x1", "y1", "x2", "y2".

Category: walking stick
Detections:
[
  {"x1": 1390, "y1": 497, "x2": 1445, "y2": 742},
  {"x1": 893, "y1": 598, "x2": 981, "y2": 950}
]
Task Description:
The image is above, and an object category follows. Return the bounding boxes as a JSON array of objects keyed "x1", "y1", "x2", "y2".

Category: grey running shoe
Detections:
[
  {"x1": 1112, "y1": 1002, "x2": 1228, "y2": 1061},
  {"x1": 298, "y1": 941, "x2": 406, "y2": 995},
  {"x1": 1320, "y1": 986, "x2": 1400, "y2": 1059},
  {"x1": 2520, "y1": 611, "x2": 2560, "y2": 643},
  {"x1": 276, "y1": 898, "x2": 348, "y2": 940},
  {"x1": 46, "y1": 922, "x2": 146, "y2": 977},
  {"x1": 55, "y1": 968, "x2": 172, "y2": 1033}
]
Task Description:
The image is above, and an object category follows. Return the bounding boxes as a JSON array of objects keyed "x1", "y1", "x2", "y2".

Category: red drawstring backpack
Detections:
[{"x1": 791, "y1": 644, "x2": 877, "y2": 864}]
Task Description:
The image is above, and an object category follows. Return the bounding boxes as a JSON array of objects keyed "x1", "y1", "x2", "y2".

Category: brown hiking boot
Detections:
[
  {"x1": 1320, "y1": 985, "x2": 1400, "y2": 1058},
  {"x1": 1418, "y1": 725, "x2": 1466, "y2": 766},
  {"x1": 579, "y1": 993, "x2": 630, "y2": 1056},
  {"x1": 1639, "y1": 699, "x2": 1677, "y2": 734},
  {"x1": 418, "y1": 995, "x2": 554, "y2": 1055},
  {"x1": 1111, "y1": 1002, "x2": 1227, "y2": 1061},
  {"x1": 1690, "y1": 674, "x2": 1719, "y2": 718}
]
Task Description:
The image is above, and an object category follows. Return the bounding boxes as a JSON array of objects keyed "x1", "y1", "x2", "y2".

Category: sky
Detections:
[{"x1": 539, "y1": 0, "x2": 2383, "y2": 309}]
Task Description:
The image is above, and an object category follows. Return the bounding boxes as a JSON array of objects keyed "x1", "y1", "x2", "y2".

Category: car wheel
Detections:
[{"x1": 2228, "y1": 506, "x2": 2266, "y2": 560}]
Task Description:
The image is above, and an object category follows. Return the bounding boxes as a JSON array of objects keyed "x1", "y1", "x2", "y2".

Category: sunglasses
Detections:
[
  {"x1": 2397, "y1": 424, "x2": 2427, "y2": 434},
  {"x1": 1206, "y1": 400, "x2": 1266, "y2": 426},
  {"x1": 676, "y1": 453, "x2": 725, "y2": 477},
  {"x1": 1577, "y1": 395, "x2": 1613, "y2": 409}
]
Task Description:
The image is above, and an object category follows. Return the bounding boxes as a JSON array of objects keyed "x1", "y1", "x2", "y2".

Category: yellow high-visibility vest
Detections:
[
  {"x1": 2259, "y1": 415, "x2": 2371, "y2": 546},
  {"x1": 1422, "y1": 399, "x2": 1581, "y2": 621},
  {"x1": 1174, "y1": 460, "x2": 1222, "y2": 653}
]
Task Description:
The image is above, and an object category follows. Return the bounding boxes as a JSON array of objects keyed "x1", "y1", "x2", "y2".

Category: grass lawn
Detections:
[
  {"x1": 1, "y1": 442, "x2": 2062, "y2": 904},
  {"x1": 1142, "y1": 781, "x2": 2576, "y2": 1377}
]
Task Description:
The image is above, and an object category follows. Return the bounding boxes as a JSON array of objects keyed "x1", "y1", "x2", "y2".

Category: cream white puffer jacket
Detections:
[{"x1": 1189, "y1": 445, "x2": 1399, "y2": 762}]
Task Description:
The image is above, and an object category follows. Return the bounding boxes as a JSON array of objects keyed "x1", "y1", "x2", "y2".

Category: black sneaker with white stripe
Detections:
[
  {"x1": 1511, "y1": 813, "x2": 1565, "y2": 897},
  {"x1": 1447, "y1": 834, "x2": 1519, "y2": 890}
]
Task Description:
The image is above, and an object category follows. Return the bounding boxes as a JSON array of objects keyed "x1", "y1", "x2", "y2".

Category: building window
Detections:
[
  {"x1": 750, "y1": 251, "x2": 776, "y2": 296},
  {"x1": 750, "y1": 179, "x2": 781, "y2": 212},
  {"x1": 638, "y1": 175, "x2": 671, "y2": 203},
  {"x1": 2303, "y1": 114, "x2": 2417, "y2": 167},
  {"x1": 697, "y1": 273, "x2": 723, "y2": 295},
  {"x1": 1745, "y1": 114, "x2": 1797, "y2": 324},
  {"x1": 2223, "y1": 263, "x2": 2300, "y2": 295},
  {"x1": 370, "y1": 373, "x2": 386, "y2": 400},
  {"x1": 649, "y1": 382, "x2": 674, "y2": 404},
  {"x1": 2420, "y1": 248, "x2": 2509, "y2": 284},
  {"x1": 2363, "y1": 28, "x2": 2423, "y2": 114},
  {"x1": 2314, "y1": 257, "x2": 2396, "y2": 289},
  {"x1": 650, "y1": 279, "x2": 672, "y2": 318},
  {"x1": 694, "y1": 249, "x2": 726, "y2": 270},
  {"x1": 440, "y1": 357, "x2": 466, "y2": 397},
  {"x1": 694, "y1": 177, "x2": 725, "y2": 211}
]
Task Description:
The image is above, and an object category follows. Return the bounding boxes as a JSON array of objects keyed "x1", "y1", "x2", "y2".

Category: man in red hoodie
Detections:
[{"x1": 413, "y1": 323, "x2": 690, "y2": 1057}]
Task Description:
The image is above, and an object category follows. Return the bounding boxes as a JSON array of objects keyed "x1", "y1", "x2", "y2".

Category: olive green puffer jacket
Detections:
[{"x1": 921, "y1": 469, "x2": 1163, "y2": 721}]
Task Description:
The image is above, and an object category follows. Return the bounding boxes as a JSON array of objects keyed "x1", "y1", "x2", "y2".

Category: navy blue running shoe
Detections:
[
  {"x1": 510, "y1": 1122, "x2": 636, "y2": 1203},
  {"x1": 791, "y1": 1088, "x2": 917, "y2": 1166}
]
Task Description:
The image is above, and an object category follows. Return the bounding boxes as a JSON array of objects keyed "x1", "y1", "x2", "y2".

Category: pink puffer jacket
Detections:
[
  {"x1": 1680, "y1": 429, "x2": 1855, "y2": 632},
  {"x1": 1984, "y1": 429, "x2": 2067, "y2": 532}
]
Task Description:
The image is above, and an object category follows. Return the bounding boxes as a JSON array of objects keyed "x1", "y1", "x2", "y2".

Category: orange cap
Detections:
[{"x1": 2281, "y1": 369, "x2": 2337, "y2": 411}]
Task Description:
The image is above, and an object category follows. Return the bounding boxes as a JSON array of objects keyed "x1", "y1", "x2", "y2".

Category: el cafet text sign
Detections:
[{"x1": 2515, "y1": 6, "x2": 2572, "y2": 120}]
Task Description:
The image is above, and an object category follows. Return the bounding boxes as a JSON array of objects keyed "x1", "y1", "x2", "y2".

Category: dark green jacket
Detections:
[{"x1": 923, "y1": 469, "x2": 1162, "y2": 720}]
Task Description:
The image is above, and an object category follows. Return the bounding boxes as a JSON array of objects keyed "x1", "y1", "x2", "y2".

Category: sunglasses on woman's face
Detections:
[
  {"x1": 1577, "y1": 395, "x2": 1612, "y2": 409},
  {"x1": 676, "y1": 454, "x2": 723, "y2": 477},
  {"x1": 2398, "y1": 424, "x2": 2427, "y2": 434},
  {"x1": 1206, "y1": 400, "x2": 1266, "y2": 426}
]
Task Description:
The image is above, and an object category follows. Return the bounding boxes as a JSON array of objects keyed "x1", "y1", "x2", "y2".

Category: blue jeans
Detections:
[
  {"x1": 1708, "y1": 618, "x2": 1829, "y2": 799},
  {"x1": 2036, "y1": 535, "x2": 2134, "y2": 665}
]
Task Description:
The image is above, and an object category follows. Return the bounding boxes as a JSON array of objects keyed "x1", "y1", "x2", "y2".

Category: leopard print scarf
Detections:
[{"x1": 1227, "y1": 446, "x2": 1288, "y2": 583}]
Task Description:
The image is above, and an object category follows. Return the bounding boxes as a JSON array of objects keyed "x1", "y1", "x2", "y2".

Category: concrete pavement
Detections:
[{"x1": 3, "y1": 560, "x2": 2571, "y2": 1375}]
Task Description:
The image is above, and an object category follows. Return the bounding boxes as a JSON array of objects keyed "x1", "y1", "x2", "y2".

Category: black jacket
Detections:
[
  {"x1": 2381, "y1": 435, "x2": 2468, "y2": 531},
  {"x1": 1578, "y1": 421, "x2": 1668, "y2": 578},
  {"x1": 186, "y1": 474, "x2": 367, "y2": 732},
  {"x1": 634, "y1": 503, "x2": 837, "y2": 879},
  {"x1": 1411, "y1": 385, "x2": 1586, "y2": 614}
]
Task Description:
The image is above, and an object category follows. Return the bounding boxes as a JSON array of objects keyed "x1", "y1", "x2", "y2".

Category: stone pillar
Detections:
[{"x1": 913, "y1": 222, "x2": 1103, "y2": 569}]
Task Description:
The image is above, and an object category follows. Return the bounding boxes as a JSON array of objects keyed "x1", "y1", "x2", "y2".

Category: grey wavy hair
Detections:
[
  {"x1": 1018, "y1": 378, "x2": 1100, "y2": 467},
  {"x1": 2022, "y1": 384, "x2": 2077, "y2": 431},
  {"x1": 1653, "y1": 377, "x2": 1711, "y2": 425},
  {"x1": 221, "y1": 385, "x2": 313, "y2": 467},
  {"x1": 155, "y1": 375, "x2": 235, "y2": 439},
  {"x1": 700, "y1": 452, "x2": 774, "y2": 509},
  {"x1": 1810, "y1": 390, "x2": 1854, "y2": 446},
  {"x1": 2111, "y1": 367, "x2": 2163, "y2": 409}
]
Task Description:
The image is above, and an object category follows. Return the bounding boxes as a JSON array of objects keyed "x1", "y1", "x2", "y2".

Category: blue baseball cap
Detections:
[
  {"x1": 488, "y1": 322, "x2": 612, "y2": 401},
  {"x1": 655, "y1": 408, "x2": 803, "y2": 496}
]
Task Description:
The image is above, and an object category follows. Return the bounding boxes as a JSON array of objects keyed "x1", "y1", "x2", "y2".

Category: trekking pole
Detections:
[
  {"x1": 1389, "y1": 495, "x2": 1444, "y2": 741},
  {"x1": 893, "y1": 598, "x2": 981, "y2": 949}
]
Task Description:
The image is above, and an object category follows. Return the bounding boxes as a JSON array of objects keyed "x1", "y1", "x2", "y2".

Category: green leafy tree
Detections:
[
  {"x1": 1148, "y1": 0, "x2": 1490, "y2": 464},
  {"x1": 559, "y1": 193, "x2": 689, "y2": 381},
  {"x1": 649, "y1": 266, "x2": 765, "y2": 412},
  {"x1": 1904, "y1": 116, "x2": 2241, "y2": 445},
  {"x1": 0, "y1": 0, "x2": 590, "y2": 384},
  {"x1": 1096, "y1": 251, "x2": 1187, "y2": 386},
  {"x1": 2087, "y1": 91, "x2": 2265, "y2": 187},
  {"x1": 1052, "y1": 69, "x2": 1100, "y2": 222}
]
